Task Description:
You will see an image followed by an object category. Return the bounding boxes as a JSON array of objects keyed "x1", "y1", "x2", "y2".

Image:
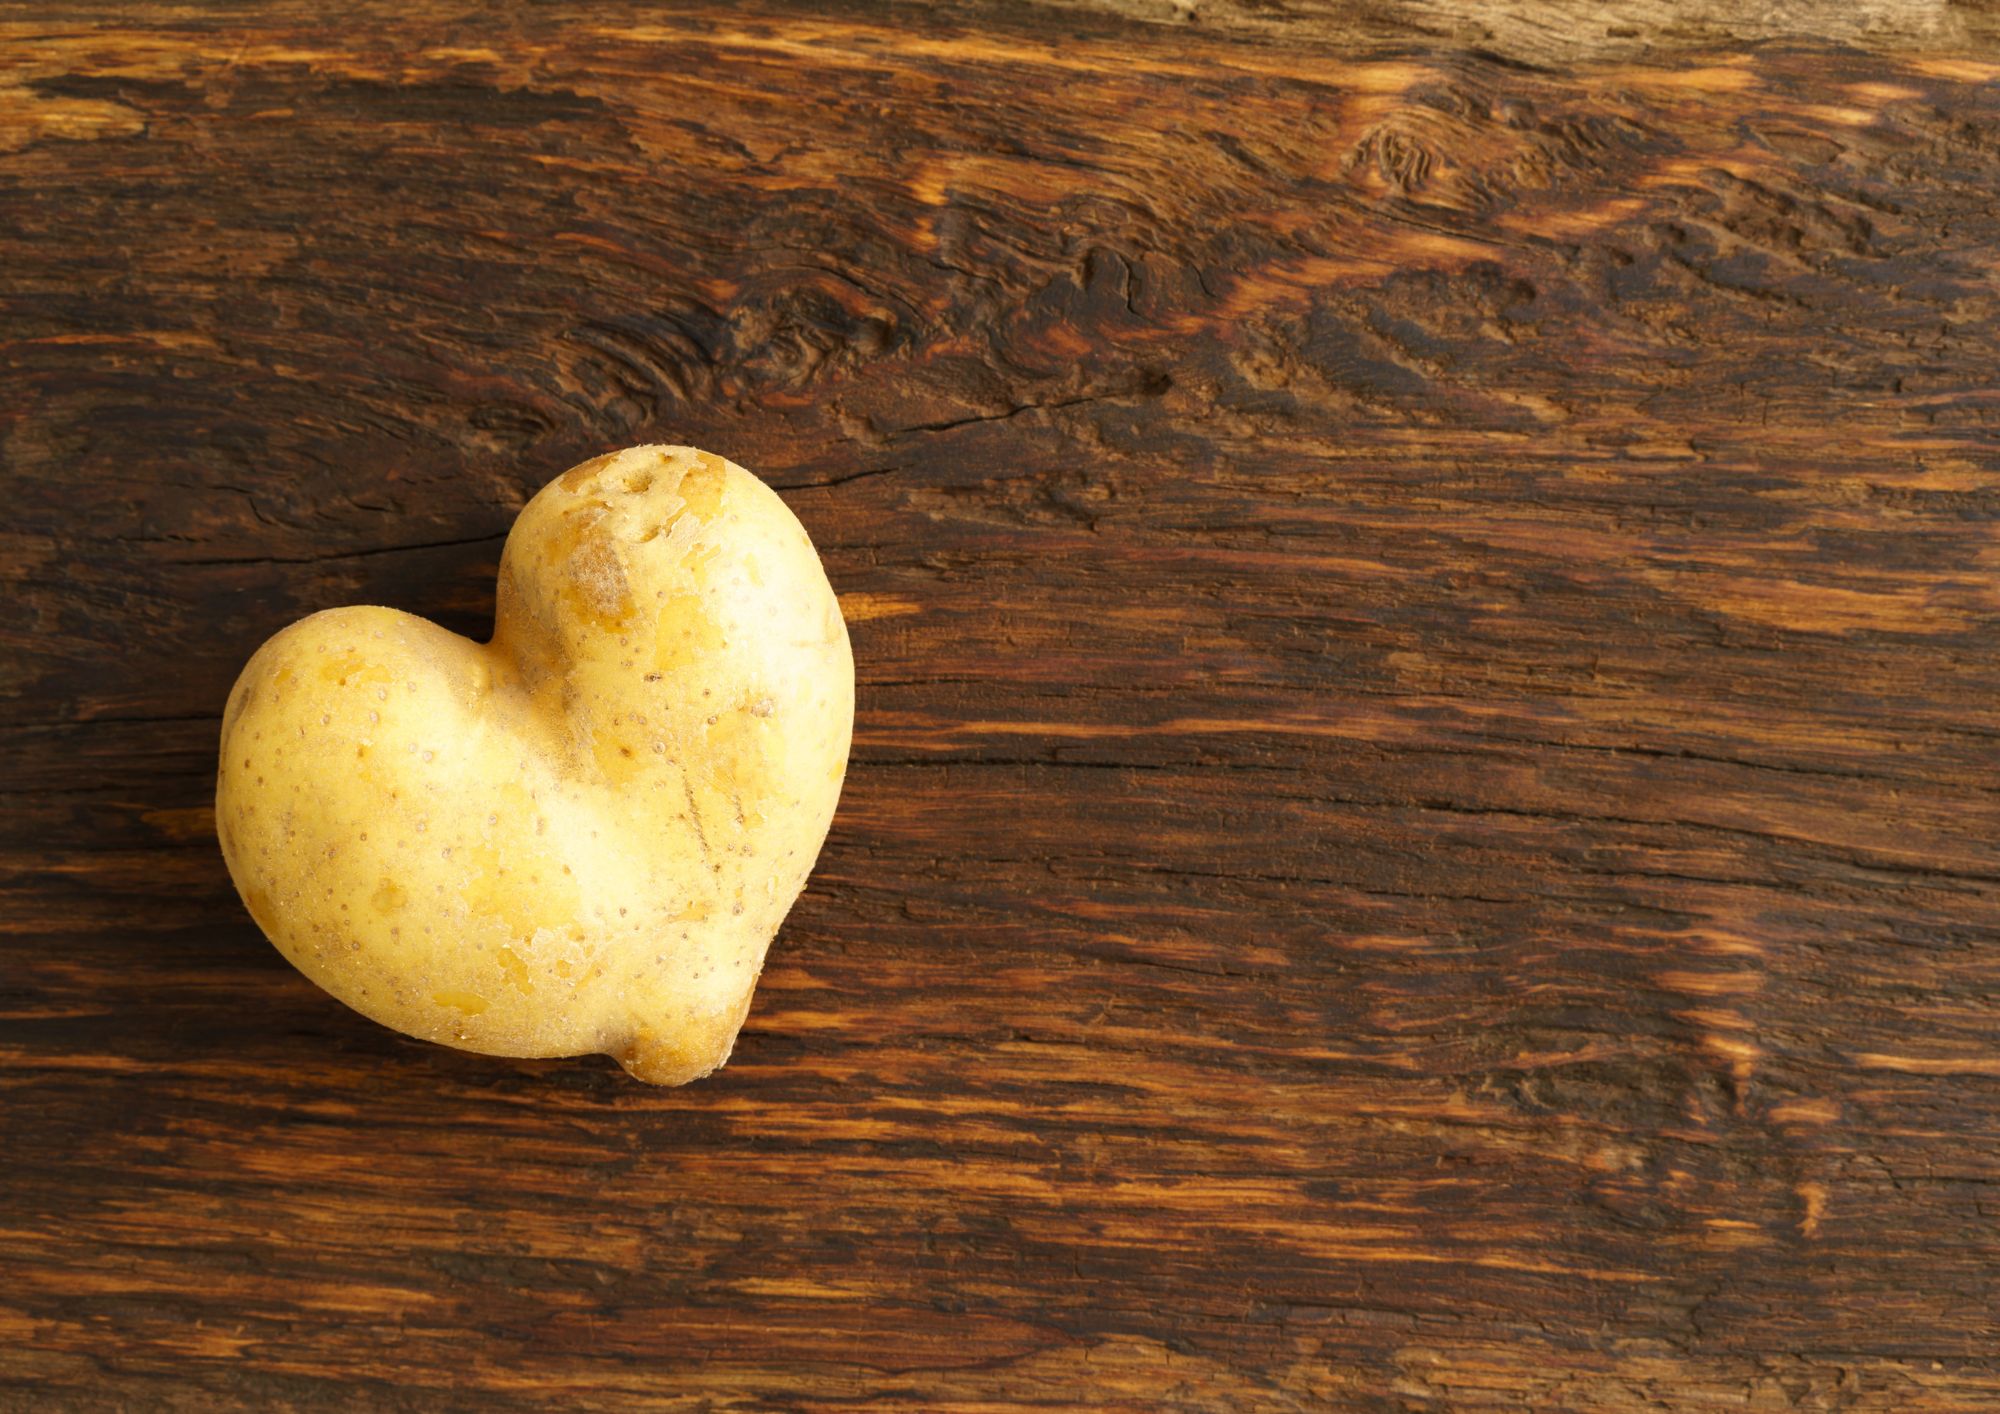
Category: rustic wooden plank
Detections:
[{"x1": 3, "y1": 3, "x2": 1999, "y2": 1409}]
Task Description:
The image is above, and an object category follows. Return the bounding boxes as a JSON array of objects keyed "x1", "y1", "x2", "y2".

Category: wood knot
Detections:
[{"x1": 1351, "y1": 121, "x2": 1439, "y2": 196}]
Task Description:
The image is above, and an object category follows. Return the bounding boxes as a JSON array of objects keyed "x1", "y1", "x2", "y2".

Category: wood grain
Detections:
[{"x1": 4, "y1": 3, "x2": 1999, "y2": 1408}]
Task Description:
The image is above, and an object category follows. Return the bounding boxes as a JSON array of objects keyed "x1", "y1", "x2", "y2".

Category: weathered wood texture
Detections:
[{"x1": 5, "y1": 3, "x2": 2000, "y2": 1409}]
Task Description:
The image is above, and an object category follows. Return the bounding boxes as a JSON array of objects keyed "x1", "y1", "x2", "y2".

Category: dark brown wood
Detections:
[{"x1": 4, "y1": 3, "x2": 2000, "y2": 1408}]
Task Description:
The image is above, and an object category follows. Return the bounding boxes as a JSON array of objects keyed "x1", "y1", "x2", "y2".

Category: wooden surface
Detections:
[{"x1": 5, "y1": 3, "x2": 2000, "y2": 1408}]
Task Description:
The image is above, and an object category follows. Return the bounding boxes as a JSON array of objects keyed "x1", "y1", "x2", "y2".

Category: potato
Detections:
[{"x1": 215, "y1": 446, "x2": 853, "y2": 1083}]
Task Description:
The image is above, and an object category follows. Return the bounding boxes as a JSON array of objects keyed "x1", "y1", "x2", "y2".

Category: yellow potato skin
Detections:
[{"x1": 215, "y1": 447, "x2": 853, "y2": 1083}]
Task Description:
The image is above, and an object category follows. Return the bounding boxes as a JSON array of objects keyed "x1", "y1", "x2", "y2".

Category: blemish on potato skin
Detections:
[
  {"x1": 558, "y1": 451, "x2": 620, "y2": 491},
  {"x1": 494, "y1": 946, "x2": 535, "y2": 995},
  {"x1": 566, "y1": 528, "x2": 634, "y2": 628}
]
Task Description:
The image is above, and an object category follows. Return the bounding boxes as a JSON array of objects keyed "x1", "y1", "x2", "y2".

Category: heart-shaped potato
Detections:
[{"x1": 216, "y1": 446, "x2": 853, "y2": 1084}]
